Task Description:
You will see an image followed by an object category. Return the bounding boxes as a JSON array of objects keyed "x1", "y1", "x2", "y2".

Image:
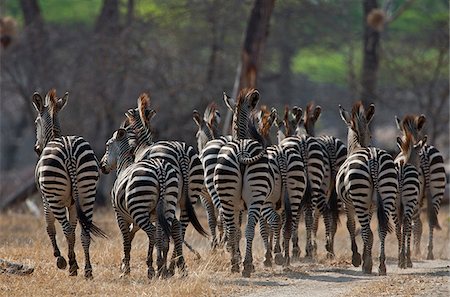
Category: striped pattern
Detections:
[
  {"x1": 101, "y1": 129, "x2": 183, "y2": 278},
  {"x1": 280, "y1": 135, "x2": 326, "y2": 259},
  {"x1": 261, "y1": 144, "x2": 306, "y2": 267},
  {"x1": 214, "y1": 139, "x2": 273, "y2": 276},
  {"x1": 396, "y1": 114, "x2": 447, "y2": 260},
  {"x1": 34, "y1": 90, "x2": 105, "y2": 279},
  {"x1": 336, "y1": 102, "x2": 398, "y2": 275}
]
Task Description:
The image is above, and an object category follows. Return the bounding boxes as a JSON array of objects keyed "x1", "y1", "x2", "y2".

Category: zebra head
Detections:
[
  {"x1": 395, "y1": 114, "x2": 426, "y2": 143},
  {"x1": 303, "y1": 102, "x2": 322, "y2": 137},
  {"x1": 32, "y1": 89, "x2": 68, "y2": 156},
  {"x1": 224, "y1": 88, "x2": 260, "y2": 140},
  {"x1": 339, "y1": 101, "x2": 375, "y2": 152},
  {"x1": 100, "y1": 128, "x2": 131, "y2": 174},
  {"x1": 396, "y1": 133, "x2": 427, "y2": 168},
  {"x1": 192, "y1": 102, "x2": 219, "y2": 152}
]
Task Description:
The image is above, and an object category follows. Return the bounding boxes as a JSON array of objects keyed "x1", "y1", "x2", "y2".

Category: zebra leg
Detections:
[
  {"x1": 242, "y1": 206, "x2": 260, "y2": 278},
  {"x1": 156, "y1": 223, "x2": 169, "y2": 278},
  {"x1": 360, "y1": 220, "x2": 373, "y2": 274},
  {"x1": 172, "y1": 218, "x2": 187, "y2": 277},
  {"x1": 43, "y1": 200, "x2": 67, "y2": 270},
  {"x1": 291, "y1": 215, "x2": 301, "y2": 261},
  {"x1": 426, "y1": 223, "x2": 434, "y2": 260},
  {"x1": 405, "y1": 220, "x2": 413, "y2": 268},
  {"x1": 259, "y1": 218, "x2": 272, "y2": 267},
  {"x1": 217, "y1": 208, "x2": 226, "y2": 247},
  {"x1": 345, "y1": 206, "x2": 361, "y2": 267},
  {"x1": 412, "y1": 195, "x2": 423, "y2": 257},
  {"x1": 304, "y1": 201, "x2": 314, "y2": 259},
  {"x1": 312, "y1": 208, "x2": 320, "y2": 256},
  {"x1": 393, "y1": 214, "x2": 403, "y2": 268},
  {"x1": 200, "y1": 194, "x2": 218, "y2": 249},
  {"x1": 117, "y1": 215, "x2": 133, "y2": 277},
  {"x1": 59, "y1": 205, "x2": 78, "y2": 276}
]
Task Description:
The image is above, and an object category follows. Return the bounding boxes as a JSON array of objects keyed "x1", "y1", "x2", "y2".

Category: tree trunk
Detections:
[
  {"x1": 360, "y1": 0, "x2": 381, "y2": 104},
  {"x1": 222, "y1": 0, "x2": 276, "y2": 135},
  {"x1": 95, "y1": 0, "x2": 120, "y2": 34}
]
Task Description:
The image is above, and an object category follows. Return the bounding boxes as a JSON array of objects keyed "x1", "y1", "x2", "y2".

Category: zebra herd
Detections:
[{"x1": 32, "y1": 88, "x2": 446, "y2": 280}]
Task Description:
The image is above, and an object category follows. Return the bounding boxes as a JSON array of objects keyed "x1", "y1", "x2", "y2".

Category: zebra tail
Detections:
[
  {"x1": 157, "y1": 192, "x2": 172, "y2": 240},
  {"x1": 299, "y1": 178, "x2": 313, "y2": 213},
  {"x1": 283, "y1": 183, "x2": 293, "y2": 238},
  {"x1": 239, "y1": 149, "x2": 265, "y2": 165},
  {"x1": 376, "y1": 192, "x2": 393, "y2": 234},
  {"x1": 183, "y1": 180, "x2": 209, "y2": 238},
  {"x1": 75, "y1": 199, "x2": 108, "y2": 240},
  {"x1": 426, "y1": 188, "x2": 441, "y2": 230},
  {"x1": 328, "y1": 185, "x2": 341, "y2": 226}
]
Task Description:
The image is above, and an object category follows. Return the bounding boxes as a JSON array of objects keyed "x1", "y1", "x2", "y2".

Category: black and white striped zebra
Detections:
[
  {"x1": 193, "y1": 104, "x2": 230, "y2": 248},
  {"x1": 303, "y1": 103, "x2": 348, "y2": 258},
  {"x1": 33, "y1": 90, "x2": 106, "y2": 279},
  {"x1": 336, "y1": 102, "x2": 397, "y2": 275},
  {"x1": 124, "y1": 94, "x2": 208, "y2": 265},
  {"x1": 277, "y1": 106, "x2": 326, "y2": 260},
  {"x1": 252, "y1": 107, "x2": 306, "y2": 267},
  {"x1": 395, "y1": 114, "x2": 446, "y2": 260},
  {"x1": 214, "y1": 88, "x2": 274, "y2": 277},
  {"x1": 100, "y1": 128, "x2": 184, "y2": 278},
  {"x1": 394, "y1": 133, "x2": 424, "y2": 269}
]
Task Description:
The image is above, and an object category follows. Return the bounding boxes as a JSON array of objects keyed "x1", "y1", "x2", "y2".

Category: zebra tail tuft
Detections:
[
  {"x1": 75, "y1": 199, "x2": 108, "y2": 240},
  {"x1": 426, "y1": 188, "x2": 441, "y2": 230},
  {"x1": 299, "y1": 178, "x2": 313, "y2": 212},
  {"x1": 183, "y1": 174, "x2": 209, "y2": 237},
  {"x1": 376, "y1": 192, "x2": 393, "y2": 234}
]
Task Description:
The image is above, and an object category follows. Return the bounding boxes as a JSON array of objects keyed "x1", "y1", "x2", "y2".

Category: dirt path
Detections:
[{"x1": 238, "y1": 259, "x2": 450, "y2": 297}]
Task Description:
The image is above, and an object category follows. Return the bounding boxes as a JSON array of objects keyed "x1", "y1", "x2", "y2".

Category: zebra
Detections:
[
  {"x1": 302, "y1": 103, "x2": 348, "y2": 258},
  {"x1": 254, "y1": 107, "x2": 306, "y2": 267},
  {"x1": 33, "y1": 89, "x2": 106, "y2": 279},
  {"x1": 395, "y1": 114, "x2": 447, "y2": 260},
  {"x1": 214, "y1": 88, "x2": 274, "y2": 277},
  {"x1": 394, "y1": 133, "x2": 424, "y2": 269},
  {"x1": 124, "y1": 93, "x2": 207, "y2": 267},
  {"x1": 193, "y1": 103, "x2": 230, "y2": 248},
  {"x1": 100, "y1": 127, "x2": 184, "y2": 278},
  {"x1": 336, "y1": 101, "x2": 397, "y2": 275},
  {"x1": 277, "y1": 106, "x2": 326, "y2": 260}
]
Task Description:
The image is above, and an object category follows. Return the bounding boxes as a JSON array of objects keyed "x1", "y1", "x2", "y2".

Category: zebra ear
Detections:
[
  {"x1": 395, "y1": 116, "x2": 401, "y2": 131},
  {"x1": 249, "y1": 89, "x2": 260, "y2": 109},
  {"x1": 313, "y1": 106, "x2": 322, "y2": 121},
  {"x1": 366, "y1": 103, "x2": 375, "y2": 123},
  {"x1": 292, "y1": 106, "x2": 303, "y2": 125},
  {"x1": 223, "y1": 92, "x2": 235, "y2": 111},
  {"x1": 116, "y1": 128, "x2": 127, "y2": 140},
  {"x1": 417, "y1": 114, "x2": 426, "y2": 131},
  {"x1": 120, "y1": 118, "x2": 130, "y2": 129},
  {"x1": 145, "y1": 109, "x2": 156, "y2": 122},
  {"x1": 32, "y1": 92, "x2": 44, "y2": 113},
  {"x1": 339, "y1": 105, "x2": 352, "y2": 126},
  {"x1": 55, "y1": 92, "x2": 68, "y2": 112},
  {"x1": 396, "y1": 136, "x2": 403, "y2": 150},
  {"x1": 192, "y1": 110, "x2": 202, "y2": 127},
  {"x1": 416, "y1": 135, "x2": 428, "y2": 148}
]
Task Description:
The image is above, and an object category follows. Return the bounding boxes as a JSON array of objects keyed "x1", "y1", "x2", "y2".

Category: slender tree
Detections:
[{"x1": 222, "y1": 0, "x2": 276, "y2": 134}]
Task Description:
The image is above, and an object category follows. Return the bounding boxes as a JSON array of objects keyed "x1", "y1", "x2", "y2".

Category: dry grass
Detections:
[{"x1": 0, "y1": 206, "x2": 449, "y2": 297}]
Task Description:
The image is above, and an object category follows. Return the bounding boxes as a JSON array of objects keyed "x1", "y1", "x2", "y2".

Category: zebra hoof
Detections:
[
  {"x1": 84, "y1": 271, "x2": 93, "y2": 280},
  {"x1": 263, "y1": 258, "x2": 272, "y2": 267},
  {"x1": 406, "y1": 259, "x2": 413, "y2": 268},
  {"x1": 426, "y1": 252, "x2": 434, "y2": 260},
  {"x1": 326, "y1": 252, "x2": 335, "y2": 260},
  {"x1": 352, "y1": 253, "x2": 362, "y2": 267},
  {"x1": 274, "y1": 253, "x2": 284, "y2": 266},
  {"x1": 231, "y1": 264, "x2": 240, "y2": 273},
  {"x1": 56, "y1": 256, "x2": 67, "y2": 270},
  {"x1": 242, "y1": 267, "x2": 252, "y2": 278},
  {"x1": 147, "y1": 268, "x2": 155, "y2": 279},
  {"x1": 69, "y1": 269, "x2": 78, "y2": 277},
  {"x1": 378, "y1": 265, "x2": 386, "y2": 276},
  {"x1": 291, "y1": 248, "x2": 300, "y2": 261}
]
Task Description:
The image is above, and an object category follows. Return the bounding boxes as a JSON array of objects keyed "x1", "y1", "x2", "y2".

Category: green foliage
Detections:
[{"x1": 291, "y1": 46, "x2": 361, "y2": 86}]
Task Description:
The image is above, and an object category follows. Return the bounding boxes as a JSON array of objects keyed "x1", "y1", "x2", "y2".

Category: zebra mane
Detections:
[
  {"x1": 236, "y1": 88, "x2": 259, "y2": 108},
  {"x1": 203, "y1": 102, "x2": 219, "y2": 126},
  {"x1": 138, "y1": 93, "x2": 151, "y2": 128},
  {"x1": 46, "y1": 88, "x2": 58, "y2": 116},
  {"x1": 399, "y1": 133, "x2": 413, "y2": 163},
  {"x1": 304, "y1": 102, "x2": 314, "y2": 123},
  {"x1": 259, "y1": 105, "x2": 274, "y2": 138}
]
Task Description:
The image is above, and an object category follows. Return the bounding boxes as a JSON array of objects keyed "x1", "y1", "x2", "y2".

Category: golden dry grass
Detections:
[{"x1": 0, "y1": 206, "x2": 449, "y2": 297}]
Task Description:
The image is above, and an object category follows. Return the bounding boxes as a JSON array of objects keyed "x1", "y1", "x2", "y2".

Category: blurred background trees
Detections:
[{"x1": 0, "y1": 0, "x2": 448, "y2": 205}]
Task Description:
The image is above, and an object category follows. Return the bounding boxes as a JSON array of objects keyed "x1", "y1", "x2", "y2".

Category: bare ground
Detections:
[{"x1": 0, "y1": 206, "x2": 449, "y2": 297}]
